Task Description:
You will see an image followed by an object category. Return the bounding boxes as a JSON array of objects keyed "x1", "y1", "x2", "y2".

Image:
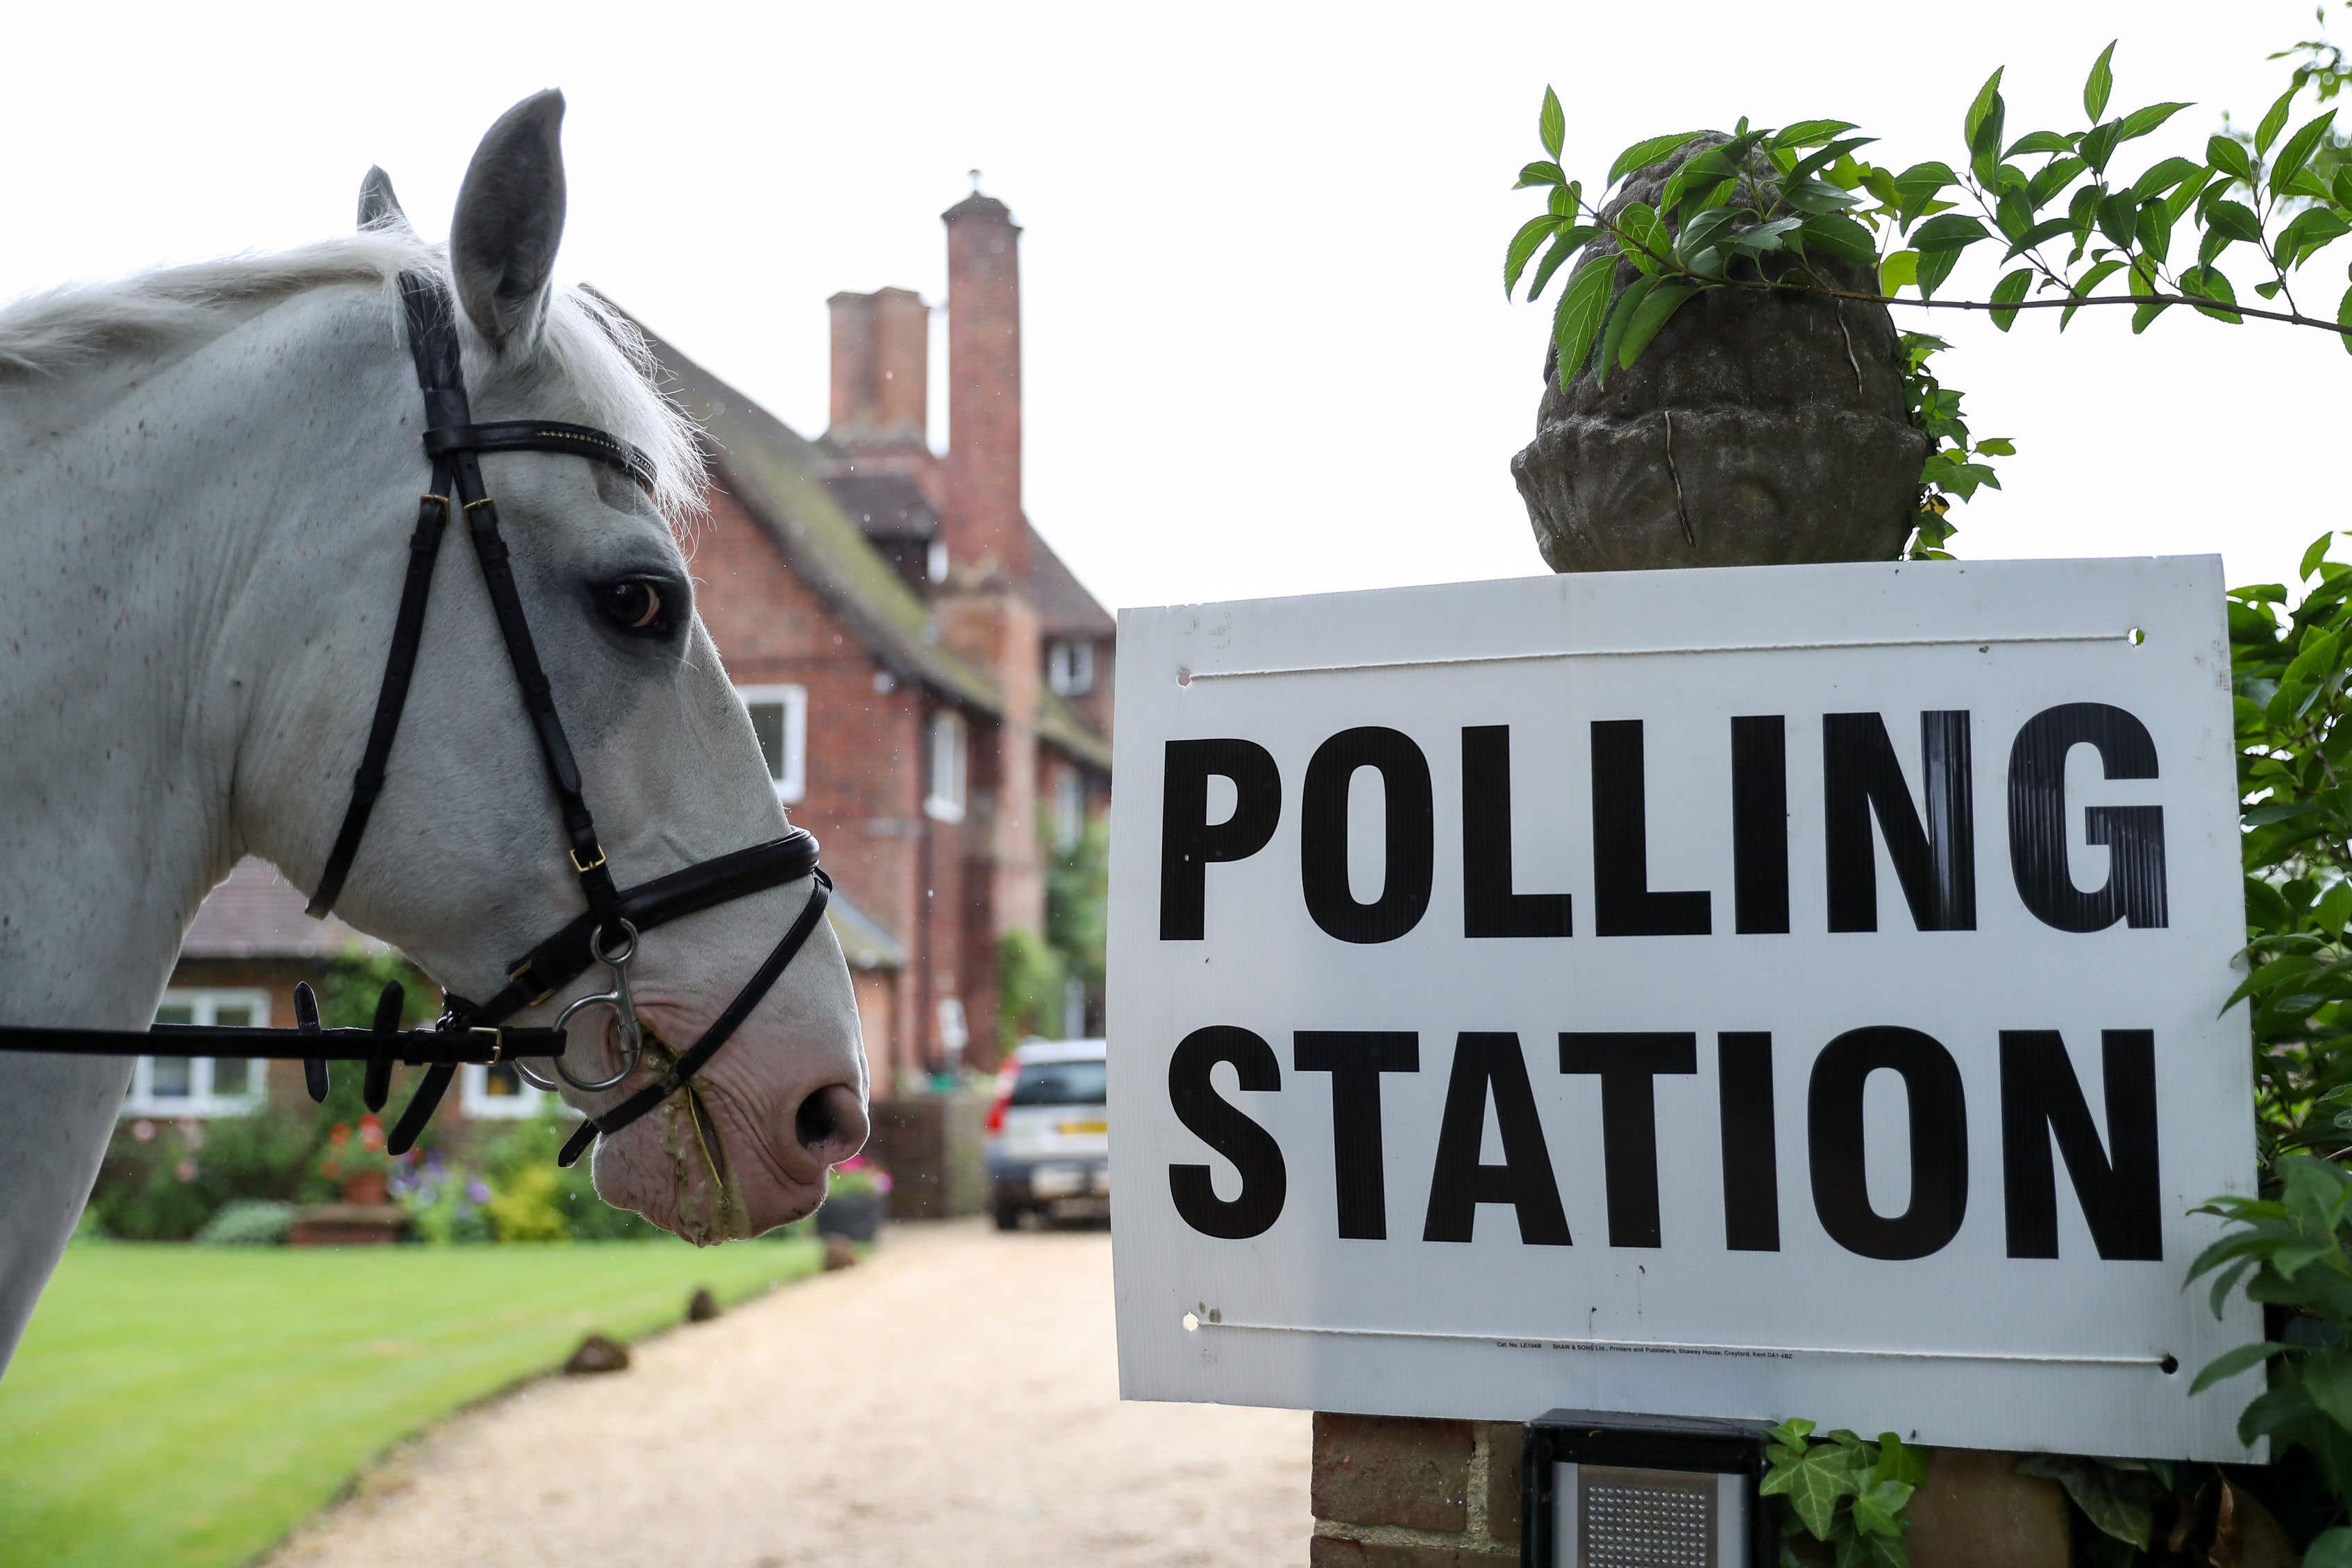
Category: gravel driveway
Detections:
[{"x1": 265, "y1": 1220, "x2": 1309, "y2": 1568}]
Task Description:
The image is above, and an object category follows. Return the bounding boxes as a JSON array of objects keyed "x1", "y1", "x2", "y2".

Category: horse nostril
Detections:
[
  {"x1": 795, "y1": 1089, "x2": 837, "y2": 1149},
  {"x1": 794, "y1": 1083, "x2": 867, "y2": 1162}
]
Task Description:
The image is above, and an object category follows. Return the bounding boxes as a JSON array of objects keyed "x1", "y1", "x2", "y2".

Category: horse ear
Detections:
[
  {"x1": 449, "y1": 89, "x2": 567, "y2": 351},
  {"x1": 358, "y1": 166, "x2": 408, "y2": 233}
]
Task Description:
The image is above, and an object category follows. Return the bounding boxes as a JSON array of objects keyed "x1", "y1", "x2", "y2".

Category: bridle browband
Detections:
[{"x1": 0, "y1": 270, "x2": 832, "y2": 1174}]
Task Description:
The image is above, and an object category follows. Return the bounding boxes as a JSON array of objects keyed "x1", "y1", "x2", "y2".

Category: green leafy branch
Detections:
[
  {"x1": 2233, "y1": 7, "x2": 2352, "y2": 213},
  {"x1": 2223, "y1": 531, "x2": 2352, "y2": 1170},
  {"x1": 1761, "y1": 1421, "x2": 1925, "y2": 1568},
  {"x1": 1507, "y1": 42, "x2": 2352, "y2": 558},
  {"x1": 2186, "y1": 1156, "x2": 2352, "y2": 1562},
  {"x1": 2178, "y1": 528, "x2": 2352, "y2": 1559}
]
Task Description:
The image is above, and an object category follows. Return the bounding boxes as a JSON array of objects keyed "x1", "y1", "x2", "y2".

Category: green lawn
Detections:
[{"x1": 0, "y1": 1238, "x2": 821, "y2": 1568}]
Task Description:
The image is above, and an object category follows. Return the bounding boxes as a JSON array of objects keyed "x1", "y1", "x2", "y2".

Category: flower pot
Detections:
[
  {"x1": 816, "y1": 1188, "x2": 885, "y2": 1243},
  {"x1": 1511, "y1": 133, "x2": 1929, "y2": 574},
  {"x1": 339, "y1": 1171, "x2": 389, "y2": 1206}
]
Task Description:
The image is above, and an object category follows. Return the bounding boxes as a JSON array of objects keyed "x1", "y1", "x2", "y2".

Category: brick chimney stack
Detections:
[
  {"x1": 826, "y1": 286, "x2": 930, "y2": 450},
  {"x1": 942, "y1": 189, "x2": 1027, "y2": 584}
]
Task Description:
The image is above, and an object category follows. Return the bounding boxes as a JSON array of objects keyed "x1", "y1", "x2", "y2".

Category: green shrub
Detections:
[
  {"x1": 90, "y1": 1110, "x2": 315, "y2": 1241},
  {"x1": 395, "y1": 1155, "x2": 494, "y2": 1245},
  {"x1": 478, "y1": 1106, "x2": 660, "y2": 1241},
  {"x1": 484, "y1": 1163, "x2": 569, "y2": 1243},
  {"x1": 996, "y1": 927, "x2": 1066, "y2": 1052},
  {"x1": 1046, "y1": 816, "x2": 1109, "y2": 995},
  {"x1": 193, "y1": 1200, "x2": 294, "y2": 1246}
]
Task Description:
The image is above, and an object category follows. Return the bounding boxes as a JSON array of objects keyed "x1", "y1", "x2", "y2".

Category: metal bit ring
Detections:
[{"x1": 533, "y1": 920, "x2": 646, "y2": 1093}]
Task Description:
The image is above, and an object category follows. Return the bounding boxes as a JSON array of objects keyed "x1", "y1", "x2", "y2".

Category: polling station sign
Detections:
[{"x1": 1107, "y1": 556, "x2": 2261, "y2": 1460}]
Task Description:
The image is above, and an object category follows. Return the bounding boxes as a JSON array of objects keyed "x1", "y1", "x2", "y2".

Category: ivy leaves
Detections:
[{"x1": 1761, "y1": 1422, "x2": 1925, "y2": 1567}]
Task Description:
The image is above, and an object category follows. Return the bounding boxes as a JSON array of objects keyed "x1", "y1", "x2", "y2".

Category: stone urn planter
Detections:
[
  {"x1": 1511, "y1": 133, "x2": 1929, "y2": 573},
  {"x1": 816, "y1": 1188, "x2": 885, "y2": 1243}
]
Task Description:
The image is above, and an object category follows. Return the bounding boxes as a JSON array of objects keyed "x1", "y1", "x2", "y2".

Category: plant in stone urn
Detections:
[
  {"x1": 316, "y1": 1114, "x2": 398, "y2": 1206},
  {"x1": 1505, "y1": 113, "x2": 1933, "y2": 573},
  {"x1": 1507, "y1": 40, "x2": 2352, "y2": 574}
]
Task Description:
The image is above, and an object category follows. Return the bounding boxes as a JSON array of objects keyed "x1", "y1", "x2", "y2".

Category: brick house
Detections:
[
  {"x1": 129, "y1": 860, "x2": 594, "y2": 1129},
  {"x1": 137, "y1": 186, "x2": 1111, "y2": 1124}
]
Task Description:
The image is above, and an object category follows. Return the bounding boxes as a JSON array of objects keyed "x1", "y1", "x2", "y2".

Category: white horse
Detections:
[{"x1": 0, "y1": 92, "x2": 869, "y2": 1371}]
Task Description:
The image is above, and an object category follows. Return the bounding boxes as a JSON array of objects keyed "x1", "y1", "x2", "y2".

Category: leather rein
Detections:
[{"x1": 0, "y1": 269, "x2": 832, "y2": 1172}]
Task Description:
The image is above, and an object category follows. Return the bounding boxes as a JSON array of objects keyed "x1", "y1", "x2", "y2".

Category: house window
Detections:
[
  {"x1": 124, "y1": 990, "x2": 272, "y2": 1117},
  {"x1": 1053, "y1": 764, "x2": 1086, "y2": 850},
  {"x1": 926, "y1": 709, "x2": 968, "y2": 822},
  {"x1": 936, "y1": 996, "x2": 969, "y2": 1070},
  {"x1": 1047, "y1": 638, "x2": 1095, "y2": 697},
  {"x1": 461, "y1": 1060, "x2": 567, "y2": 1120},
  {"x1": 739, "y1": 684, "x2": 808, "y2": 804}
]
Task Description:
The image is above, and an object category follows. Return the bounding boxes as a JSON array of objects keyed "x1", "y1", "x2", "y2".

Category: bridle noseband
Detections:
[{"x1": 0, "y1": 270, "x2": 833, "y2": 1174}]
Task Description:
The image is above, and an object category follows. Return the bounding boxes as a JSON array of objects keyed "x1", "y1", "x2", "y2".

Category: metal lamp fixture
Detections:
[{"x1": 1521, "y1": 1410, "x2": 1774, "y2": 1568}]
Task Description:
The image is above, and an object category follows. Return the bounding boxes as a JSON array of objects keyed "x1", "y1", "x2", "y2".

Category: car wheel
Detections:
[{"x1": 992, "y1": 1201, "x2": 1023, "y2": 1232}]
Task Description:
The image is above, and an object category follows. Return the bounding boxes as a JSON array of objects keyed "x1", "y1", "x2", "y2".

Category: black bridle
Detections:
[{"x1": 0, "y1": 270, "x2": 832, "y2": 1172}]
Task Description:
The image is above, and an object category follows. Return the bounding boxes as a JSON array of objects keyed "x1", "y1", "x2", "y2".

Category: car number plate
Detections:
[{"x1": 1031, "y1": 1166, "x2": 1086, "y2": 1199}]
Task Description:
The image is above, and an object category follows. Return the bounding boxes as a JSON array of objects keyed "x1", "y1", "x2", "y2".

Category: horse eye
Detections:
[{"x1": 596, "y1": 579, "x2": 674, "y2": 639}]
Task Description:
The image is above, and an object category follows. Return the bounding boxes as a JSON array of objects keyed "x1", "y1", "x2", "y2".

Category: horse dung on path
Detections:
[{"x1": 0, "y1": 91, "x2": 871, "y2": 1372}]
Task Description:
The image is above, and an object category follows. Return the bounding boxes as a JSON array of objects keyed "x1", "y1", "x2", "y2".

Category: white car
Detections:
[{"x1": 984, "y1": 1039, "x2": 1109, "y2": 1229}]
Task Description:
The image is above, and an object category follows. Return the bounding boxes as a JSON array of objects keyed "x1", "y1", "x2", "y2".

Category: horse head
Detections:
[{"x1": 245, "y1": 92, "x2": 868, "y2": 1241}]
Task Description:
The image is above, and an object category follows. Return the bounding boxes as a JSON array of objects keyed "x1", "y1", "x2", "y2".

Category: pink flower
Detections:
[
  {"x1": 131, "y1": 1120, "x2": 156, "y2": 1143},
  {"x1": 357, "y1": 1115, "x2": 385, "y2": 1152},
  {"x1": 174, "y1": 1158, "x2": 197, "y2": 1183}
]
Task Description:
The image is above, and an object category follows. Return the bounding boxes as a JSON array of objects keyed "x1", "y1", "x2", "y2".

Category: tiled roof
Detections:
[
  {"x1": 825, "y1": 472, "x2": 938, "y2": 540},
  {"x1": 1028, "y1": 525, "x2": 1116, "y2": 640},
  {"x1": 181, "y1": 859, "x2": 385, "y2": 961},
  {"x1": 822, "y1": 473, "x2": 1113, "y2": 642},
  {"x1": 827, "y1": 889, "x2": 907, "y2": 972},
  {"x1": 609, "y1": 296, "x2": 1111, "y2": 772}
]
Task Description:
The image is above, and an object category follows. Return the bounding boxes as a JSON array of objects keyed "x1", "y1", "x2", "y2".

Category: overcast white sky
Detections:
[{"x1": 3, "y1": 1, "x2": 2342, "y2": 611}]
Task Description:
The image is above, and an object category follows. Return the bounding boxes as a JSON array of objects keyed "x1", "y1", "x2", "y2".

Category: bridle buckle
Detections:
[
  {"x1": 570, "y1": 845, "x2": 607, "y2": 875},
  {"x1": 506, "y1": 959, "x2": 555, "y2": 1009}
]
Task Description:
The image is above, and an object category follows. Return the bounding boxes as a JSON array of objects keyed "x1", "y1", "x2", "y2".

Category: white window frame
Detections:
[
  {"x1": 937, "y1": 996, "x2": 969, "y2": 1069},
  {"x1": 1053, "y1": 764, "x2": 1086, "y2": 850},
  {"x1": 739, "y1": 684, "x2": 809, "y2": 805},
  {"x1": 925, "y1": 708, "x2": 968, "y2": 823},
  {"x1": 460, "y1": 1060, "x2": 568, "y2": 1120},
  {"x1": 1048, "y1": 638, "x2": 1095, "y2": 697},
  {"x1": 124, "y1": 988, "x2": 273, "y2": 1118}
]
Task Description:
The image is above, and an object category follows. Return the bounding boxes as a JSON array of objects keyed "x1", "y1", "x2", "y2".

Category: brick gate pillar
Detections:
[{"x1": 1306, "y1": 130, "x2": 2072, "y2": 1567}]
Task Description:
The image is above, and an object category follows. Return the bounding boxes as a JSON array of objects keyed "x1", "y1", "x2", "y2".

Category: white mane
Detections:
[{"x1": 0, "y1": 228, "x2": 705, "y2": 523}]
